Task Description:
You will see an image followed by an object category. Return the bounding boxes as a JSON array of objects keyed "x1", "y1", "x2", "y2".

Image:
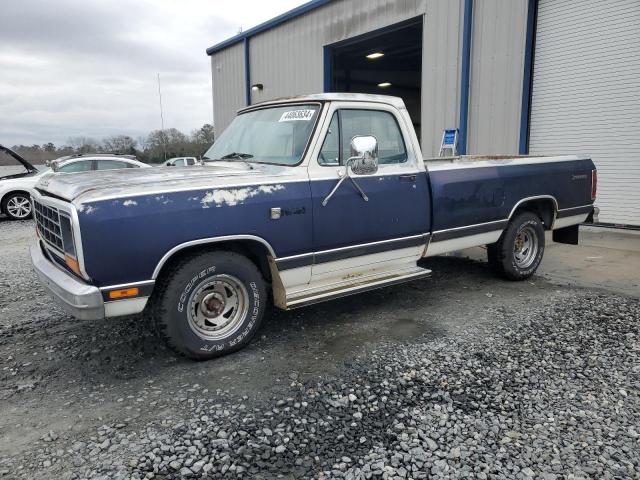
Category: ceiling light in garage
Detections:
[
  {"x1": 377, "y1": 82, "x2": 392, "y2": 88},
  {"x1": 366, "y1": 52, "x2": 384, "y2": 60}
]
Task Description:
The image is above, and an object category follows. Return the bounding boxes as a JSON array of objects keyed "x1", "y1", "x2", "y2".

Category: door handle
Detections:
[{"x1": 399, "y1": 174, "x2": 417, "y2": 182}]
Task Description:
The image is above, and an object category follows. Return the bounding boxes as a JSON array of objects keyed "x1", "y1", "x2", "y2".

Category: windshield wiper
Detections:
[
  {"x1": 220, "y1": 152, "x2": 253, "y2": 160},
  {"x1": 212, "y1": 152, "x2": 255, "y2": 169}
]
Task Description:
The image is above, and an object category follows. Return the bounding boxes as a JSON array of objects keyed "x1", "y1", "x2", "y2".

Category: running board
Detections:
[{"x1": 285, "y1": 267, "x2": 431, "y2": 309}]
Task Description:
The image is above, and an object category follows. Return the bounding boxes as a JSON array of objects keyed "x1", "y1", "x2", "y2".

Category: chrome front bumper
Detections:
[{"x1": 30, "y1": 242, "x2": 105, "y2": 320}]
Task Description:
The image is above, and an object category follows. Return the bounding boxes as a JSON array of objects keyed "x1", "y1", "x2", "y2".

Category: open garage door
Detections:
[
  {"x1": 529, "y1": 0, "x2": 640, "y2": 227},
  {"x1": 325, "y1": 18, "x2": 423, "y2": 142}
]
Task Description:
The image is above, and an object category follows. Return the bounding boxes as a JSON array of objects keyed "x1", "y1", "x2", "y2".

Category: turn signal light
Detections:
[
  {"x1": 64, "y1": 255, "x2": 82, "y2": 277},
  {"x1": 591, "y1": 169, "x2": 598, "y2": 200},
  {"x1": 109, "y1": 288, "x2": 139, "y2": 299}
]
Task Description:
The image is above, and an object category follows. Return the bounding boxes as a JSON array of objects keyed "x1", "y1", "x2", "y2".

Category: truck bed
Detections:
[{"x1": 422, "y1": 154, "x2": 595, "y2": 255}]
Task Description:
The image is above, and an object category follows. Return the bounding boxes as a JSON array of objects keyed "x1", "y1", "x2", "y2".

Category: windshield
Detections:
[{"x1": 203, "y1": 104, "x2": 320, "y2": 166}]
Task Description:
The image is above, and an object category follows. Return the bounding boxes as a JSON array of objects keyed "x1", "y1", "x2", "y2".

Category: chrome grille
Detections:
[{"x1": 34, "y1": 200, "x2": 64, "y2": 252}]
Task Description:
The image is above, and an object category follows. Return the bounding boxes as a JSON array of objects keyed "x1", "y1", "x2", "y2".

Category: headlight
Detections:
[
  {"x1": 59, "y1": 214, "x2": 76, "y2": 257},
  {"x1": 59, "y1": 214, "x2": 81, "y2": 276}
]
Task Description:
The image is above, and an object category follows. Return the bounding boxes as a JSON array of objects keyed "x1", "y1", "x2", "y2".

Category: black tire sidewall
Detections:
[
  {"x1": 2, "y1": 193, "x2": 32, "y2": 220},
  {"x1": 503, "y1": 213, "x2": 545, "y2": 279},
  {"x1": 160, "y1": 253, "x2": 265, "y2": 359}
]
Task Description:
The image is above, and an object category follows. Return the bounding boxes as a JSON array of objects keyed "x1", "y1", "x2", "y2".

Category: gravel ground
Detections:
[{"x1": 0, "y1": 219, "x2": 639, "y2": 479}]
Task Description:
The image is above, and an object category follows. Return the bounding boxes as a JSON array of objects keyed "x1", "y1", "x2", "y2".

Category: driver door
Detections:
[{"x1": 307, "y1": 103, "x2": 430, "y2": 284}]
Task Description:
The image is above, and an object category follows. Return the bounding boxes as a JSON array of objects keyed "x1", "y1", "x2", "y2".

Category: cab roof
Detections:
[{"x1": 238, "y1": 93, "x2": 406, "y2": 114}]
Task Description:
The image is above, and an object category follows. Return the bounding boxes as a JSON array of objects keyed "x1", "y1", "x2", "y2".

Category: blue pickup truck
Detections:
[{"x1": 30, "y1": 93, "x2": 597, "y2": 359}]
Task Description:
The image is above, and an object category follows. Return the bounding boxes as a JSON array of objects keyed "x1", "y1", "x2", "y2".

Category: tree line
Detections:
[{"x1": 6, "y1": 124, "x2": 215, "y2": 165}]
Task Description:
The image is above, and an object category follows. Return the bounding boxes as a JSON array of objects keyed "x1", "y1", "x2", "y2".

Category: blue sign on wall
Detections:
[{"x1": 439, "y1": 128, "x2": 459, "y2": 156}]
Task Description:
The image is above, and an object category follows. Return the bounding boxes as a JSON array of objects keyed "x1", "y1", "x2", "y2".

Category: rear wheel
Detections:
[
  {"x1": 2, "y1": 192, "x2": 32, "y2": 220},
  {"x1": 487, "y1": 211, "x2": 545, "y2": 280},
  {"x1": 148, "y1": 250, "x2": 267, "y2": 360}
]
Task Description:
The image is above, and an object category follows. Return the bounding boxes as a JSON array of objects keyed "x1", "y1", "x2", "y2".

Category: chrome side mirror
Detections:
[
  {"x1": 321, "y1": 135, "x2": 378, "y2": 207},
  {"x1": 347, "y1": 135, "x2": 378, "y2": 175}
]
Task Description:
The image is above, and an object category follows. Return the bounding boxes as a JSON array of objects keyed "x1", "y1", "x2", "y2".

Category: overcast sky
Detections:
[{"x1": 0, "y1": 0, "x2": 306, "y2": 147}]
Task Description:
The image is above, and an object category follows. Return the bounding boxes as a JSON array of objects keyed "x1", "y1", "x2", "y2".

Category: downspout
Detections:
[
  {"x1": 244, "y1": 37, "x2": 251, "y2": 106},
  {"x1": 458, "y1": 0, "x2": 473, "y2": 155},
  {"x1": 519, "y1": 0, "x2": 538, "y2": 154},
  {"x1": 323, "y1": 46, "x2": 332, "y2": 92}
]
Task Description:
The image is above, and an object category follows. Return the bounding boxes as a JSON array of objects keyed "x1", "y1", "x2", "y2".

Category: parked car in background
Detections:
[
  {"x1": 50, "y1": 154, "x2": 150, "y2": 173},
  {"x1": 0, "y1": 149, "x2": 150, "y2": 221},
  {"x1": 162, "y1": 157, "x2": 199, "y2": 167},
  {"x1": 0, "y1": 144, "x2": 50, "y2": 220}
]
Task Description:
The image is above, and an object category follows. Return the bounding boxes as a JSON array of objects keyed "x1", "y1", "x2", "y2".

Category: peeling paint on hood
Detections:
[{"x1": 35, "y1": 162, "x2": 297, "y2": 204}]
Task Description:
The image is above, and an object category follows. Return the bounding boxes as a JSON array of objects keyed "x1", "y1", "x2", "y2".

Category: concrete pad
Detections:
[{"x1": 456, "y1": 226, "x2": 640, "y2": 298}]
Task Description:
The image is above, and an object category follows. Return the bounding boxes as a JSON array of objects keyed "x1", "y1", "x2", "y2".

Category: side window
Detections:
[
  {"x1": 96, "y1": 160, "x2": 128, "y2": 170},
  {"x1": 318, "y1": 112, "x2": 340, "y2": 166},
  {"x1": 173, "y1": 159, "x2": 185, "y2": 167},
  {"x1": 57, "y1": 161, "x2": 92, "y2": 173},
  {"x1": 340, "y1": 110, "x2": 407, "y2": 165}
]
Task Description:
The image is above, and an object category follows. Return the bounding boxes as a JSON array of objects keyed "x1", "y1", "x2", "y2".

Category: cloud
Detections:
[{"x1": 0, "y1": 0, "x2": 306, "y2": 146}]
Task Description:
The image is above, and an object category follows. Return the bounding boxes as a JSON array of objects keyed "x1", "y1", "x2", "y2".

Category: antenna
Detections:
[{"x1": 157, "y1": 73, "x2": 167, "y2": 162}]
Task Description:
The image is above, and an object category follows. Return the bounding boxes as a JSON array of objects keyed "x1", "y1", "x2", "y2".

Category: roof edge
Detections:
[
  {"x1": 206, "y1": 0, "x2": 330, "y2": 56},
  {"x1": 237, "y1": 93, "x2": 407, "y2": 114}
]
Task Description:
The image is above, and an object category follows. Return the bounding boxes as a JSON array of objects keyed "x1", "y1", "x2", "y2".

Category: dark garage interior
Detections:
[{"x1": 327, "y1": 17, "x2": 423, "y2": 141}]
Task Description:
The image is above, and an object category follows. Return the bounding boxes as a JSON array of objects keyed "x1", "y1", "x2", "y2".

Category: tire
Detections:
[
  {"x1": 148, "y1": 250, "x2": 267, "y2": 360},
  {"x1": 2, "y1": 192, "x2": 32, "y2": 220},
  {"x1": 487, "y1": 211, "x2": 545, "y2": 280}
]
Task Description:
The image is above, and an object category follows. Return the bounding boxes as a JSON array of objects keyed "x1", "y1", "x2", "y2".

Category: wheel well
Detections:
[
  {"x1": 154, "y1": 240, "x2": 274, "y2": 285},
  {"x1": 511, "y1": 198, "x2": 556, "y2": 229},
  {"x1": 0, "y1": 190, "x2": 31, "y2": 213}
]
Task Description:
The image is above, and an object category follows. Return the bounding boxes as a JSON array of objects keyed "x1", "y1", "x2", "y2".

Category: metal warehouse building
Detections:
[{"x1": 207, "y1": 0, "x2": 640, "y2": 227}]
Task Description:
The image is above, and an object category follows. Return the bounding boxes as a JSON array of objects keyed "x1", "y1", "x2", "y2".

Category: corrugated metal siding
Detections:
[
  {"x1": 211, "y1": 42, "x2": 246, "y2": 135},
  {"x1": 529, "y1": 0, "x2": 640, "y2": 226},
  {"x1": 467, "y1": 0, "x2": 527, "y2": 155},
  {"x1": 210, "y1": 0, "x2": 526, "y2": 159},
  {"x1": 421, "y1": 0, "x2": 464, "y2": 157},
  {"x1": 229, "y1": 0, "x2": 466, "y2": 156},
  {"x1": 249, "y1": 0, "x2": 427, "y2": 102}
]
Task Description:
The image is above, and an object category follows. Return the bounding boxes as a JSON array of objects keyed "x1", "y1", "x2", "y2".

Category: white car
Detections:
[
  {"x1": 50, "y1": 154, "x2": 151, "y2": 173},
  {"x1": 0, "y1": 147, "x2": 150, "y2": 221},
  {"x1": 163, "y1": 157, "x2": 199, "y2": 167},
  {"x1": 0, "y1": 145, "x2": 50, "y2": 220}
]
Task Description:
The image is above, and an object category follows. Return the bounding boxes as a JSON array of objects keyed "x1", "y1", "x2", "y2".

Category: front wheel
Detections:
[
  {"x1": 148, "y1": 250, "x2": 267, "y2": 360},
  {"x1": 487, "y1": 211, "x2": 545, "y2": 280},
  {"x1": 2, "y1": 192, "x2": 32, "y2": 220}
]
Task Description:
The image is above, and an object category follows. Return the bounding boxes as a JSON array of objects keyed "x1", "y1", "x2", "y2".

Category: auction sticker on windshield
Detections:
[{"x1": 279, "y1": 109, "x2": 315, "y2": 122}]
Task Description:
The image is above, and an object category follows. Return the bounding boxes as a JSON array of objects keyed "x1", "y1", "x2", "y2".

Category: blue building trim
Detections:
[
  {"x1": 458, "y1": 0, "x2": 473, "y2": 155},
  {"x1": 323, "y1": 46, "x2": 332, "y2": 92},
  {"x1": 206, "y1": 0, "x2": 331, "y2": 56},
  {"x1": 519, "y1": 0, "x2": 538, "y2": 154},
  {"x1": 244, "y1": 37, "x2": 251, "y2": 106}
]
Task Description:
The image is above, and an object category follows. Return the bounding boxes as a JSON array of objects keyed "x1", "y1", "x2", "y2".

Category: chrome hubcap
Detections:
[
  {"x1": 513, "y1": 225, "x2": 539, "y2": 269},
  {"x1": 6, "y1": 196, "x2": 31, "y2": 218},
  {"x1": 187, "y1": 274, "x2": 249, "y2": 341}
]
